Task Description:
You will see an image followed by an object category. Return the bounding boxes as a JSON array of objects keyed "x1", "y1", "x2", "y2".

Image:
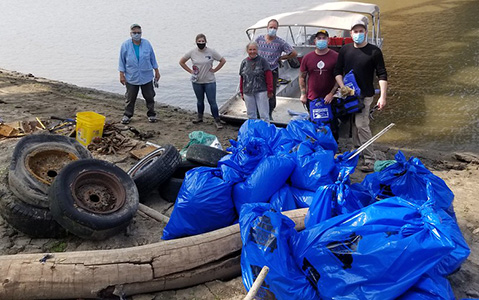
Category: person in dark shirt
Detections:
[
  {"x1": 239, "y1": 42, "x2": 273, "y2": 122},
  {"x1": 334, "y1": 17, "x2": 388, "y2": 172}
]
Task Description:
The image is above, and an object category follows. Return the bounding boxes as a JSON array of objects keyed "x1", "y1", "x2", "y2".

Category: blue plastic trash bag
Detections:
[
  {"x1": 240, "y1": 203, "x2": 320, "y2": 300},
  {"x1": 237, "y1": 119, "x2": 293, "y2": 152},
  {"x1": 269, "y1": 184, "x2": 315, "y2": 212},
  {"x1": 343, "y1": 69, "x2": 361, "y2": 97},
  {"x1": 334, "y1": 150, "x2": 359, "y2": 176},
  {"x1": 233, "y1": 154, "x2": 295, "y2": 213},
  {"x1": 290, "y1": 186, "x2": 316, "y2": 208},
  {"x1": 398, "y1": 270, "x2": 455, "y2": 300},
  {"x1": 362, "y1": 151, "x2": 454, "y2": 213},
  {"x1": 220, "y1": 137, "x2": 272, "y2": 183},
  {"x1": 304, "y1": 166, "x2": 372, "y2": 227},
  {"x1": 303, "y1": 184, "x2": 333, "y2": 227},
  {"x1": 289, "y1": 141, "x2": 336, "y2": 191},
  {"x1": 292, "y1": 197, "x2": 455, "y2": 300},
  {"x1": 434, "y1": 208, "x2": 470, "y2": 276},
  {"x1": 162, "y1": 167, "x2": 236, "y2": 240},
  {"x1": 286, "y1": 120, "x2": 338, "y2": 153}
]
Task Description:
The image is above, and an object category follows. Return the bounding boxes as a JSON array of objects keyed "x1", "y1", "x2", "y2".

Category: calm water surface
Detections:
[{"x1": 1, "y1": 0, "x2": 478, "y2": 152}]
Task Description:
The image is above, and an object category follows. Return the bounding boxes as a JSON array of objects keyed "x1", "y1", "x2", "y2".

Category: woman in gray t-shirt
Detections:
[
  {"x1": 179, "y1": 33, "x2": 226, "y2": 129},
  {"x1": 239, "y1": 42, "x2": 273, "y2": 123}
]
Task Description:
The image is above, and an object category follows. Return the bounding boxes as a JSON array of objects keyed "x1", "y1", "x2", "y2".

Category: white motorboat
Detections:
[{"x1": 219, "y1": 2, "x2": 382, "y2": 126}]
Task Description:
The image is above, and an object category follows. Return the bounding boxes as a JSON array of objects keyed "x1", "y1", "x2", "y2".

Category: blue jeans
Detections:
[{"x1": 192, "y1": 82, "x2": 219, "y2": 119}]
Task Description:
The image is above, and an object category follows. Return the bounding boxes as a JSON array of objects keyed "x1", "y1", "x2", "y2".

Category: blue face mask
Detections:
[
  {"x1": 352, "y1": 32, "x2": 365, "y2": 44},
  {"x1": 131, "y1": 33, "x2": 142, "y2": 41},
  {"x1": 316, "y1": 39, "x2": 328, "y2": 50},
  {"x1": 268, "y1": 28, "x2": 277, "y2": 36}
]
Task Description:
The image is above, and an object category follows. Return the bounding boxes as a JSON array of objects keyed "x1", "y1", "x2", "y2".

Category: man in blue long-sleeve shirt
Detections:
[{"x1": 118, "y1": 24, "x2": 160, "y2": 124}]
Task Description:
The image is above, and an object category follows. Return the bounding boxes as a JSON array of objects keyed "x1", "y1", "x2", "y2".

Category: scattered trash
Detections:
[
  {"x1": 179, "y1": 131, "x2": 222, "y2": 158},
  {"x1": 87, "y1": 123, "x2": 137, "y2": 155},
  {"x1": 39, "y1": 253, "x2": 54, "y2": 264}
]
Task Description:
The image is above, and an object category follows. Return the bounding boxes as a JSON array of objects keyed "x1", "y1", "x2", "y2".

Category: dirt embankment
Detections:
[{"x1": 0, "y1": 68, "x2": 478, "y2": 299}]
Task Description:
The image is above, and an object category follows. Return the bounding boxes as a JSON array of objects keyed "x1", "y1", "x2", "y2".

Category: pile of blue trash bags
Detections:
[{"x1": 162, "y1": 120, "x2": 469, "y2": 300}]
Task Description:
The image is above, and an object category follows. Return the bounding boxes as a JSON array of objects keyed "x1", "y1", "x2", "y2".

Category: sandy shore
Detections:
[{"x1": 0, "y1": 68, "x2": 478, "y2": 299}]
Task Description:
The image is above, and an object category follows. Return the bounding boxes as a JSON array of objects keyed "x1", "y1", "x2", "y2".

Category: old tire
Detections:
[
  {"x1": 185, "y1": 144, "x2": 228, "y2": 167},
  {"x1": 171, "y1": 160, "x2": 203, "y2": 179},
  {"x1": 49, "y1": 159, "x2": 139, "y2": 240},
  {"x1": 159, "y1": 177, "x2": 184, "y2": 203},
  {"x1": 128, "y1": 144, "x2": 181, "y2": 198},
  {"x1": 8, "y1": 134, "x2": 92, "y2": 208},
  {"x1": 0, "y1": 172, "x2": 67, "y2": 238}
]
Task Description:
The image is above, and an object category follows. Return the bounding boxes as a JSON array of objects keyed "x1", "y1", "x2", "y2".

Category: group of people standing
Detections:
[
  {"x1": 118, "y1": 24, "x2": 227, "y2": 129},
  {"x1": 299, "y1": 17, "x2": 387, "y2": 172},
  {"x1": 118, "y1": 17, "x2": 387, "y2": 172}
]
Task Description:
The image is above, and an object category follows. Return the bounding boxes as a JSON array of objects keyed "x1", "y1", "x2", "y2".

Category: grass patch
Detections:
[{"x1": 48, "y1": 241, "x2": 67, "y2": 252}]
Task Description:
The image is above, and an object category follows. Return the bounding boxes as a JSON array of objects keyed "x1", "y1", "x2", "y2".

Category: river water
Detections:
[{"x1": 1, "y1": 0, "x2": 478, "y2": 152}]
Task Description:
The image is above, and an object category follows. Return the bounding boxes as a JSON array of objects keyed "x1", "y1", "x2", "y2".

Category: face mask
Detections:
[
  {"x1": 352, "y1": 32, "x2": 365, "y2": 44},
  {"x1": 316, "y1": 39, "x2": 328, "y2": 50},
  {"x1": 197, "y1": 43, "x2": 206, "y2": 50},
  {"x1": 268, "y1": 28, "x2": 277, "y2": 36},
  {"x1": 131, "y1": 33, "x2": 141, "y2": 41}
]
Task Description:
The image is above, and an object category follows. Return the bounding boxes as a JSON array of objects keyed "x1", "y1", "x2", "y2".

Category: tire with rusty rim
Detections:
[
  {"x1": 8, "y1": 134, "x2": 92, "y2": 208},
  {"x1": 49, "y1": 159, "x2": 139, "y2": 240},
  {"x1": 128, "y1": 144, "x2": 181, "y2": 199}
]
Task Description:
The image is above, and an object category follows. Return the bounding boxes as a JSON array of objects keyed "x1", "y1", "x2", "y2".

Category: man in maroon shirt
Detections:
[{"x1": 299, "y1": 30, "x2": 339, "y2": 137}]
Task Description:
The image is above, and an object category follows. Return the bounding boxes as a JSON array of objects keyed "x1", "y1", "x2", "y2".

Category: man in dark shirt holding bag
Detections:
[{"x1": 334, "y1": 17, "x2": 388, "y2": 172}]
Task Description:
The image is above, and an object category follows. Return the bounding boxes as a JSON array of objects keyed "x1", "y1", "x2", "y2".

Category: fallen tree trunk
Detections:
[{"x1": 0, "y1": 208, "x2": 307, "y2": 299}]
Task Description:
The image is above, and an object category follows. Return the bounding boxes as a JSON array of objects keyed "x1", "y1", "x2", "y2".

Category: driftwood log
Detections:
[{"x1": 0, "y1": 208, "x2": 307, "y2": 299}]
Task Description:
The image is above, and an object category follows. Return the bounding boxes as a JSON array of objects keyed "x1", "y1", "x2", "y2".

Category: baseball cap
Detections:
[
  {"x1": 350, "y1": 17, "x2": 368, "y2": 30},
  {"x1": 315, "y1": 29, "x2": 329, "y2": 38},
  {"x1": 130, "y1": 23, "x2": 141, "y2": 30}
]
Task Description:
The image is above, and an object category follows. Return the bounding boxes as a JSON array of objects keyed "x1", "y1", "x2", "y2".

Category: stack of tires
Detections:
[
  {"x1": 0, "y1": 135, "x2": 228, "y2": 240},
  {"x1": 0, "y1": 134, "x2": 140, "y2": 240}
]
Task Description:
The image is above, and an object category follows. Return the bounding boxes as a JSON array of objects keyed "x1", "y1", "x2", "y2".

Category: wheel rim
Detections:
[
  {"x1": 72, "y1": 170, "x2": 126, "y2": 214},
  {"x1": 128, "y1": 147, "x2": 165, "y2": 177},
  {"x1": 26, "y1": 149, "x2": 79, "y2": 185}
]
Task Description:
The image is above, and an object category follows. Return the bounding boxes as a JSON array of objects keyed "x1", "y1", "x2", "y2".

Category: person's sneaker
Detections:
[
  {"x1": 192, "y1": 116, "x2": 203, "y2": 124},
  {"x1": 148, "y1": 116, "x2": 158, "y2": 123},
  {"x1": 214, "y1": 119, "x2": 224, "y2": 129},
  {"x1": 360, "y1": 162, "x2": 375, "y2": 173},
  {"x1": 121, "y1": 115, "x2": 130, "y2": 124}
]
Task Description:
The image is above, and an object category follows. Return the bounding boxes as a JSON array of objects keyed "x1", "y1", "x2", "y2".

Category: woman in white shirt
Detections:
[{"x1": 179, "y1": 34, "x2": 226, "y2": 129}]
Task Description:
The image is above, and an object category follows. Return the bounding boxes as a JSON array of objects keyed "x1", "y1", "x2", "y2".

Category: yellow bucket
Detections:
[{"x1": 75, "y1": 111, "x2": 106, "y2": 146}]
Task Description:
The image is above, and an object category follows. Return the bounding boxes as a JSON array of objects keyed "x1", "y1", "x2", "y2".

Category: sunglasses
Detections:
[{"x1": 131, "y1": 32, "x2": 142, "y2": 34}]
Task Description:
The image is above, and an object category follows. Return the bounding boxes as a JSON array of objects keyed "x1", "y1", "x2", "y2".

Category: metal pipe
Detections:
[{"x1": 348, "y1": 123, "x2": 395, "y2": 160}]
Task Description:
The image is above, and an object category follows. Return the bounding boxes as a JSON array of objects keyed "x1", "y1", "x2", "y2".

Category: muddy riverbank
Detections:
[{"x1": 0, "y1": 69, "x2": 478, "y2": 299}]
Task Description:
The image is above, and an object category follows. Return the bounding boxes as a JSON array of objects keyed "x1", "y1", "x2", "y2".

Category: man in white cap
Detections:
[
  {"x1": 118, "y1": 23, "x2": 161, "y2": 124},
  {"x1": 333, "y1": 17, "x2": 388, "y2": 172}
]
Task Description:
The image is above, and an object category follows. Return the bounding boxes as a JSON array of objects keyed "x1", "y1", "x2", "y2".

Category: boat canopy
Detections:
[
  {"x1": 310, "y1": 1, "x2": 379, "y2": 16},
  {"x1": 246, "y1": 2, "x2": 382, "y2": 48},
  {"x1": 246, "y1": 10, "x2": 367, "y2": 33}
]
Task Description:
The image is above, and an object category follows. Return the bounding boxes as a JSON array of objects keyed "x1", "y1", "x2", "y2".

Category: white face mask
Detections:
[
  {"x1": 131, "y1": 33, "x2": 142, "y2": 41},
  {"x1": 352, "y1": 32, "x2": 365, "y2": 44},
  {"x1": 316, "y1": 39, "x2": 328, "y2": 50},
  {"x1": 268, "y1": 28, "x2": 277, "y2": 36}
]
